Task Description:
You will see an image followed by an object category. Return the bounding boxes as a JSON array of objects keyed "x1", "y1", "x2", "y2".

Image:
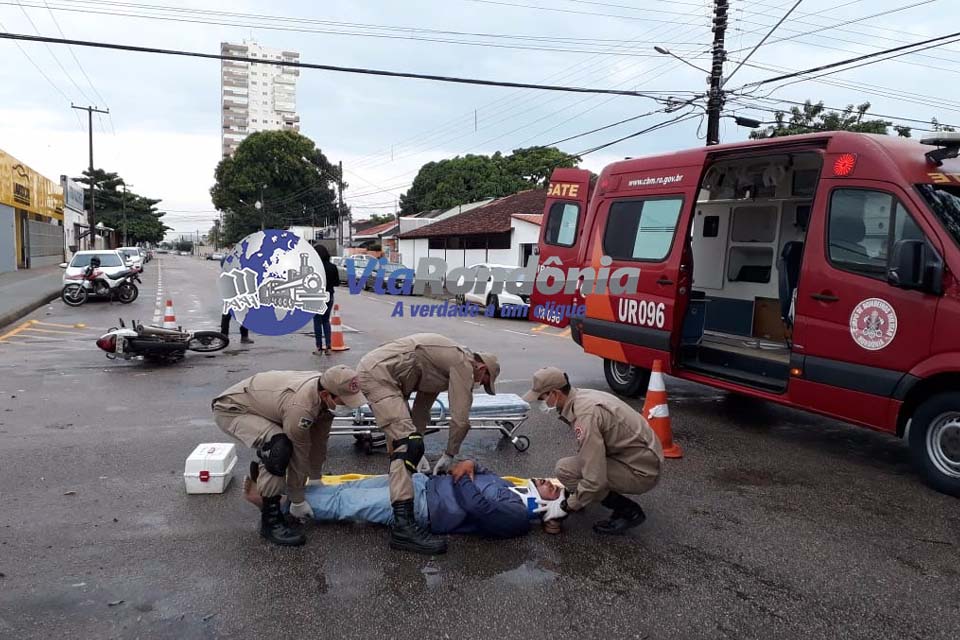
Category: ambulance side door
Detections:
[
  {"x1": 530, "y1": 172, "x2": 592, "y2": 327},
  {"x1": 790, "y1": 181, "x2": 941, "y2": 430},
  {"x1": 579, "y1": 178, "x2": 696, "y2": 370}
]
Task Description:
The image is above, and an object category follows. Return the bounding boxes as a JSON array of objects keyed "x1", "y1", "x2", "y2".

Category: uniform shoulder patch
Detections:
[
  {"x1": 574, "y1": 424, "x2": 585, "y2": 443},
  {"x1": 298, "y1": 416, "x2": 314, "y2": 430}
]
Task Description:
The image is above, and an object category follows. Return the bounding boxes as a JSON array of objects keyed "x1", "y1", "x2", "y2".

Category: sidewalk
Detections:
[{"x1": 0, "y1": 265, "x2": 63, "y2": 330}]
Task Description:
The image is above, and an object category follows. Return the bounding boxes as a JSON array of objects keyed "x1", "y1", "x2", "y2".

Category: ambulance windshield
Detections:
[{"x1": 917, "y1": 184, "x2": 960, "y2": 249}]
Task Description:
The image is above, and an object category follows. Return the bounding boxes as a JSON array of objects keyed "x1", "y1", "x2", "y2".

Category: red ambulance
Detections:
[{"x1": 533, "y1": 131, "x2": 960, "y2": 496}]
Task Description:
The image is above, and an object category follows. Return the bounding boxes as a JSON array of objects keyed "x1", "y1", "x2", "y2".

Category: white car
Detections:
[
  {"x1": 117, "y1": 247, "x2": 144, "y2": 270},
  {"x1": 60, "y1": 250, "x2": 129, "y2": 285},
  {"x1": 458, "y1": 263, "x2": 530, "y2": 316}
]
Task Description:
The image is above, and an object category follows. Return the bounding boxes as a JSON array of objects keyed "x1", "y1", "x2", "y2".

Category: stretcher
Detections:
[{"x1": 331, "y1": 392, "x2": 531, "y2": 453}]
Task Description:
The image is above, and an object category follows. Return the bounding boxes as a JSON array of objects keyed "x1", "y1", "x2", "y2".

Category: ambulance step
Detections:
[{"x1": 680, "y1": 345, "x2": 788, "y2": 393}]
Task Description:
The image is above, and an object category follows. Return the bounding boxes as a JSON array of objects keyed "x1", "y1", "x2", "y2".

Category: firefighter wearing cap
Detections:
[
  {"x1": 211, "y1": 366, "x2": 366, "y2": 546},
  {"x1": 357, "y1": 333, "x2": 500, "y2": 554},
  {"x1": 523, "y1": 367, "x2": 662, "y2": 535}
]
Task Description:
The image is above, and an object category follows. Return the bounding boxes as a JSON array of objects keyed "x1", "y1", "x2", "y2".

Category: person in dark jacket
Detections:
[
  {"x1": 312, "y1": 244, "x2": 340, "y2": 355},
  {"x1": 242, "y1": 459, "x2": 563, "y2": 538}
]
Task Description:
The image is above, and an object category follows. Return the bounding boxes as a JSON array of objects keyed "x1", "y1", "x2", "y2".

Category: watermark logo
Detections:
[{"x1": 219, "y1": 229, "x2": 327, "y2": 336}]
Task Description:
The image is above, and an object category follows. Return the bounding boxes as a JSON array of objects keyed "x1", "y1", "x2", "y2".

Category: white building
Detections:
[
  {"x1": 60, "y1": 175, "x2": 87, "y2": 258},
  {"x1": 221, "y1": 40, "x2": 300, "y2": 157},
  {"x1": 397, "y1": 190, "x2": 545, "y2": 271}
]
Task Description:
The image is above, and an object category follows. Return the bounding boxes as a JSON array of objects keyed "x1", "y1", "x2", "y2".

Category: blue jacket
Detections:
[{"x1": 426, "y1": 467, "x2": 530, "y2": 538}]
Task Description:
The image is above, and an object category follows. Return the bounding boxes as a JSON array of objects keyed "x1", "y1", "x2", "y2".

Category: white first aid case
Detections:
[{"x1": 184, "y1": 443, "x2": 237, "y2": 494}]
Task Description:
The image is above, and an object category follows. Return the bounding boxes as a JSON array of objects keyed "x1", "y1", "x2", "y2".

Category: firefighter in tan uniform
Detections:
[
  {"x1": 523, "y1": 367, "x2": 662, "y2": 534},
  {"x1": 357, "y1": 333, "x2": 500, "y2": 554},
  {"x1": 211, "y1": 366, "x2": 365, "y2": 546}
]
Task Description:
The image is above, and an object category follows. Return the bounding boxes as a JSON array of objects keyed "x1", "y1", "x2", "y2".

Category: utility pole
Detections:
[
  {"x1": 706, "y1": 0, "x2": 728, "y2": 146},
  {"x1": 338, "y1": 160, "x2": 350, "y2": 246},
  {"x1": 217, "y1": 210, "x2": 223, "y2": 251},
  {"x1": 259, "y1": 185, "x2": 265, "y2": 231},
  {"x1": 121, "y1": 183, "x2": 127, "y2": 246},
  {"x1": 71, "y1": 104, "x2": 110, "y2": 233}
]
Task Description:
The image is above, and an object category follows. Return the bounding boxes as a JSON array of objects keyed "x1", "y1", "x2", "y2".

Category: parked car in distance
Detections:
[
  {"x1": 364, "y1": 262, "x2": 412, "y2": 294},
  {"x1": 59, "y1": 250, "x2": 128, "y2": 285},
  {"x1": 178, "y1": 251, "x2": 191, "y2": 256},
  {"x1": 338, "y1": 254, "x2": 373, "y2": 284},
  {"x1": 456, "y1": 263, "x2": 529, "y2": 317},
  {"x1": 117, "y1": 247, "x2": 144, "y2": 270},
  {"x1": 156, "y1": 248, "x2": 169, "y2": 254},
  {"x1": 206, "y1": 253, "x2": 225, "y2": 261}
]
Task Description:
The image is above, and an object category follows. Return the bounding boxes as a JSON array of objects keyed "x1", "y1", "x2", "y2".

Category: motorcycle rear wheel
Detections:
[
  {"x1": 187, "y1": 331, "x2": 229, "y2": 352},
  {"x1": 62, "y1": 284, "x2": 87, "y2": 307},
  {"x1": 117, "y1": 282, "x2": 138, "y2": 304}
]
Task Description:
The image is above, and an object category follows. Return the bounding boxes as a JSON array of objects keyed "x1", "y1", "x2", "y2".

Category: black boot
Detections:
[
  {"x1": 593, "y1": 492, "x2": 646, "y2": 535},
  {"x1": 390, "y1": 499, "x2": 447, "y2": 555},
  {"x1": 260, "y1": 496, "x2": 305, "y2": 546}
]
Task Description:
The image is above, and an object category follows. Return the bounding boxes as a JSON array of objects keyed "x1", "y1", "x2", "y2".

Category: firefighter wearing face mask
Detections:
[
  {"x1": 523, "y1": 367, "x2": 663, "y2": 534},
  {"x1": 357, "y1": 333, "x2": 500, "y2": 555},
  {"x1": 211, "y1": 366, "x2": 366, "y2": 546}
]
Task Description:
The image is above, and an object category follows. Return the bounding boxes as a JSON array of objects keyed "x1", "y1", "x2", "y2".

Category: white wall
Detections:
[
  {"x1": 511, "y1": 219, "x2": 541, "y2": 245},
  {"x1": 0, "y1": 204, "x2": 16, "y2": 273}
]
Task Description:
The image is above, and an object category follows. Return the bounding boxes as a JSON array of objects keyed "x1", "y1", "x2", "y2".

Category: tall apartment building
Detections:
[{"x1": 220, "y1": 40, "x2": 301, "y2": 157}]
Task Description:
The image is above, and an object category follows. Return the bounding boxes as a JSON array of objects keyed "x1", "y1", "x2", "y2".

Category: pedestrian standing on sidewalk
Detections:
[
  {"x1": 219, "y1": 253, "x2": 253, "y2": 345},
  {"x1": 312, "y1": 244, "x2": 340, "y2": 356}
]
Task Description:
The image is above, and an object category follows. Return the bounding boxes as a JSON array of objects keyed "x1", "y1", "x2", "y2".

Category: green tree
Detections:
[
  {"x1": 750, "y1": 101, "x2": 912, "y2": 139},
  {"x1": 931, "y1": 118, "x2": 956, "y2": 133},
  {"x1": 211, "y1": 130, "x2": 345, "y2": 244},
  {"x1": 72, "y1": 168, "x2": 170, "y2": 244},
  {"x1": 399, "y1": 146, "x2": 580, "y2": 214},
  {"x1": 174, "y1": 240, "x2": 194, "y2": 252},
  {"x1": 207, "y1": 219, "x2": 225, "y2": 249},
  {"x1": 364, "y1": 213, "x2": 397, "y2": 225}
]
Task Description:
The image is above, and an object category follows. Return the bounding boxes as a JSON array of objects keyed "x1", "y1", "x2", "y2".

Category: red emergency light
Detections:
[{"x1": 832, "y1": 153, "x2": 857, "y2": 177}]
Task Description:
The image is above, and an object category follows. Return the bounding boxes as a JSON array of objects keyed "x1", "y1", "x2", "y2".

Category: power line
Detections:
[
  {"x1": 8, "y1": 0, "x2": 703, "y2": 59},
  {"x1": 461, "y1": 0, "x2": 711, "y2": 24},
  {"x1": 0, "y1": 31, "x2": 685, "y2": 100},
  {"x1": 576, "y1": 111, "x2": 700, "y2": 156},
  {"x1": 14, "y1": 0, "x2": 94, "y2": 103},
  {"x1": 723, "y1": 0, "x2": 803, "y2": 86},
  {"x1": 732, "y1": 96, "x2": 960, "y2": 131},
  {"x1": 734, "y1": 28, "x2": 960, "y2": 90},
  {"x1": 41, "y1": 0, "x2": 114, "y2": 134}
]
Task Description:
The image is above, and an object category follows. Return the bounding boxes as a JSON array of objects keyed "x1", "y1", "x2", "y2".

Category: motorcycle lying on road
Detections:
[
  {"x1": 62, "y1": 261, "x2": 142, "y2": 307},
  {"x1": 96, "y1": 319, "x2": 229, "y2": 364}
]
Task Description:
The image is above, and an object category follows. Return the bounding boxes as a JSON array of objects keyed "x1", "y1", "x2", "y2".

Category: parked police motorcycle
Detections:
[
  {"x1": 62, "y1": 257, "x2": 141, "y2": 307},
  {"x1": 96, "y1": 319, "x2": 229, "y2": 363}
]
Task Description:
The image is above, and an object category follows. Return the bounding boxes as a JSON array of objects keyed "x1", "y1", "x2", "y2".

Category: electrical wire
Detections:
[
  {"x1": 734, "y1": 29, "x2": 960, "y2": 90},
  {"x1": 723, "y1": 0, "x2": 803, "y2": 86},
  {"x1": 576, "y1": 110, "x2": 700, "y2": 156},
  {"x1": 14, "y1": 0, "x2": 94, "y2": 103},
  {"x1": 0, "y1": 31, "x2": 686, "y2": 100}
]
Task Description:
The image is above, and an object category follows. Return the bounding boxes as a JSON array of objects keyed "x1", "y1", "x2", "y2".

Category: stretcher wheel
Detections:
[
  {"x1": 499, "y1": 421, "x2": 515, "y2": 437},
  {"x1": 513, "y1": 435, "x2": 530, "y2": 452}
]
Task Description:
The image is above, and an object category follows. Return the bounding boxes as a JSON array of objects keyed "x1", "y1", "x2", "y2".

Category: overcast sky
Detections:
[{"x1": 0, "y1": 0, "x2": 957, "y2": 236}]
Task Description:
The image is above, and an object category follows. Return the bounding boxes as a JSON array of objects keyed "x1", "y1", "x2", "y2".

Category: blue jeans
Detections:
[
  {"x1": 313, "y1": 292, "x2": 334, "y2": 349},
  {"x1": 302, "y1": 474, "x2": 430, "y2": 527}
]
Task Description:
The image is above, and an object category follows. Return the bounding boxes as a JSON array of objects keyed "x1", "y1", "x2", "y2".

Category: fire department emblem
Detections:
[
  {"x1": 574, "y1": 425, "x2": 584, "y2": 442},
  {"x1": 849, "y1": 298, "x2": 898, "y2": 351}
]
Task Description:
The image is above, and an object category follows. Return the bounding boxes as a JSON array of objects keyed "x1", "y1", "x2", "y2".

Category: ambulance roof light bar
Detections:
[{"x1": 920, "y1": 132, "x2": 960, "y2": 166}]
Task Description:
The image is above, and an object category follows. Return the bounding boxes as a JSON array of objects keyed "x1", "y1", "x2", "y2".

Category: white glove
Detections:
[
  {"x1": 416, "y1": 456, "x2": 432, "y2": 474},
  {"x1": 432, "y1": 453, "x2": 455, "y2": 475},
  {"x1": 289, "y1": 500, "x2": 314, "y2": 522},
  {"x1": 535, "y1": 498, "x2": 569, "y2": 522}
]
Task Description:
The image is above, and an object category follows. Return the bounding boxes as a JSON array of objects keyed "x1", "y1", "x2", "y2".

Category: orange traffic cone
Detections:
[
  {"x1": 163, "y1": 299, "x2": 178, "y2": 329},
  {"x1": 329, "y1": 304, "x2": 349, "y2": 351},
  {"x1": 642, "y1": 359, "x2": 682, "y2": 458}
]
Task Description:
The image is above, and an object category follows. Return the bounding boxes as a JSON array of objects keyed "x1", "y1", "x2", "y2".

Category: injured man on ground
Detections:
[{"x1": 243, "y1": 459, "x2": 565, "y2": 538}]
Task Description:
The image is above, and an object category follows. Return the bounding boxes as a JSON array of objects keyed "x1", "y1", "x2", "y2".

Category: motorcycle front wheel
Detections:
[
  {"x1": 117, "y1": 282, "x2": 138, "y2": 304},
  {"x1": 186, "y1": 331, "x2": 229, "y2": 352},
  {"x1": 61, "y1": 284, "x2": 87, "y2": 307}
]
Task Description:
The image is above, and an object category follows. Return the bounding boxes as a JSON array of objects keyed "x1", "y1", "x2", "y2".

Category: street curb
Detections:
[{"x1": 0, "y1": 289, "x2": 61, "y2": 332}]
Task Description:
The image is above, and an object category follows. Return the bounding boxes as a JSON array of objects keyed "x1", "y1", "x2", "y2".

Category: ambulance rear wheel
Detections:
[
  {"x1": 603, "y1": 359, "x2": 649, "y2": 398},
  {"x1": 909, "y1": 392, "x2": 960, "y2": 497}
]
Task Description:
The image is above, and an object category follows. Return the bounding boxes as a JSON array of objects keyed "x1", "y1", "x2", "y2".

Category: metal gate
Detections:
[{"x1": 27, "y1": 218, "x2": 64, "y2": 268}]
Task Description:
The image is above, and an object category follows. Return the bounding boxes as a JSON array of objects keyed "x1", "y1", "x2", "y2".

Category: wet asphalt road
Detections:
[{"x1": 0, "y1": 255, "x2": 957, "y2": 640}]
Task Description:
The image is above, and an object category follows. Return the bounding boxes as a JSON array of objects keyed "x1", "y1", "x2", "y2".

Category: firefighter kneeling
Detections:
[{"x1": 524, "y1": 367, "x2": 663, "y2": 534}]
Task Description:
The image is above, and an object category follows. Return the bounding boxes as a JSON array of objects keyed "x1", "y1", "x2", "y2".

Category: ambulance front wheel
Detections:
[
  {"x1": 909, "y1": 392, "x2": 960, "y2": 497},
  {"x1": 603, "y1": 359, "x2": 650, "y2": 398}
]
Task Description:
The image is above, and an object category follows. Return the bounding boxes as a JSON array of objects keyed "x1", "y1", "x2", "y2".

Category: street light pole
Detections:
[{"x1": 121, "y1": 183, "x2": 127, "y2": 246}]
